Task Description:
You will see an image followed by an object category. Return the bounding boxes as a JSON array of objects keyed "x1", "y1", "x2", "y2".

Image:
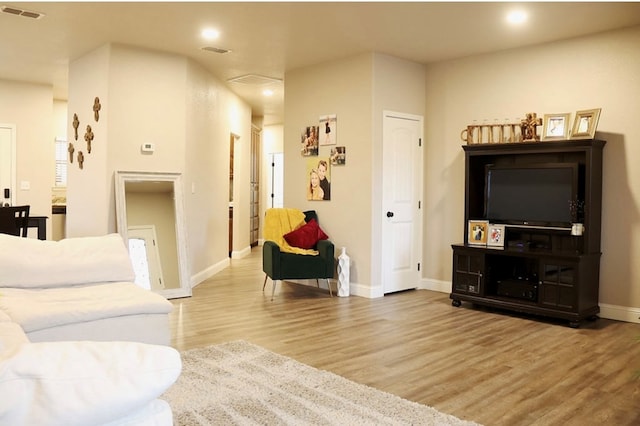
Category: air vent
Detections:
[
  {"x1": 201, "y1": 46, "x2": 231, "y2": 54},
  {"x1": 227, "y1": 74, "x2": 283, "y2": 85},
  {"x1": 1, "y1": 5, "x2": 45, "y2": 19}
]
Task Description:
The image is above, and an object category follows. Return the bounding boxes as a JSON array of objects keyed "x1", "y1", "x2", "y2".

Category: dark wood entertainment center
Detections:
[{"x1": 450, "y1": 139, "x2": 605, "y2": 327}]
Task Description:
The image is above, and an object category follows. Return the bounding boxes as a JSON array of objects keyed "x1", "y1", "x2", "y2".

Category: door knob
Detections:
[{"x1": 386, "y1": 211, "x2": 394, "y2": 218}]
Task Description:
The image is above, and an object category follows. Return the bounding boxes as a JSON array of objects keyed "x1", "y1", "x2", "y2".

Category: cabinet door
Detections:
[
  {"x1": 539, "y1": 261, "x2": 577, "y2": 310},
  {"x1": 453, "y1": 251, "x2": 483, "y2": 295}
]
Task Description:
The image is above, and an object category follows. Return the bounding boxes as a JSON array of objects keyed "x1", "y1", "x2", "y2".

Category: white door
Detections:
[
  {"x1": 382, "y1": 112, "x2": 423, "y2": 294},
  {"x1": 0, "y1": 125, "x2": 16, "y2": 205},
  {"x1": 127, "y1": 225, "x2": 165, "y2": 291}
]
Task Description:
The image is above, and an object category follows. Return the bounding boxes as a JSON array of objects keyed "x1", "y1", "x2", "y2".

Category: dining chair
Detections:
[{"x1": 0, "y1": 205, "x2": 30, "y2": 237}]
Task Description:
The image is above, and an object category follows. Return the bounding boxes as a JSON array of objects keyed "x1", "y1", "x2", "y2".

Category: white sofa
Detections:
[{"x1": 0, "y1": 233, "x2": 182, "y2": 425}]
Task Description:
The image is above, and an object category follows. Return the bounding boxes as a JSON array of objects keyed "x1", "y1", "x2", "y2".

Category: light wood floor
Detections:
[{"x1": 169, "y1": 248, "x2": 640, "y2": 426}]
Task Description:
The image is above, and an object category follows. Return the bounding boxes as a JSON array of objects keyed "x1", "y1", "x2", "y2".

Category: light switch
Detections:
[{"x1": 141, "y1": 143, "x2": 155, "y2": 153}]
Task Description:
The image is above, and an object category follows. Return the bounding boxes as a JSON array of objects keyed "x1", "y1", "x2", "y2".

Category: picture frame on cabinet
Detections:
[
  {"x1": 467, "y1": 220, "x2": 489, "y2": 246},
  {"x1": 542, "y1": 113, "x2": 571, "y2": 141},
  {"x1": 570, "y1": 108, "x2": 601, "y2": 140},
  {"x1": 487, "y1": 224, "x2": 506, "y2": 247}
]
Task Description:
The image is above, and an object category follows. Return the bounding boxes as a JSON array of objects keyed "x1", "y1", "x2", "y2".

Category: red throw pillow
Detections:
[{"x1": 283, "y1": 219, "x2": 329, "y2": 249}]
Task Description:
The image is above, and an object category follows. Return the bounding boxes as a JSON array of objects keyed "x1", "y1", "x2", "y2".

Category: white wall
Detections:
[
  {"x1": 285, "y1": 53, "x2": 373, "y2": 291},
  {"x1": 184, "y1": 59, "x2": 252, "y2": 280},
  {"x1": 423, "y1": 25, "x2": 640, "y2": 321},
  {"x1": 66, "y1": 44, "x2": 112, "y2": 237},
  {"x1": 285, "y1": 52, "x2": 426, "y2": 295},
  {"x1": 67, "y1": 43, "x2": 252, "y2": 287},
  {"x1": 371, "y1": 53, "x2": 426, "y2": 294}
]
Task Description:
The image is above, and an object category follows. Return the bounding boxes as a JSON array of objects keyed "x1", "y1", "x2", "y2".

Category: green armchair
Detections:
[{"x1": 262, "y1": 210, "x2": 335, "y2": 299}]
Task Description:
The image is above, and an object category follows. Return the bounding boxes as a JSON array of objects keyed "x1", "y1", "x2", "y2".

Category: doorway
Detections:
[
  {"x1": 381, "y1": 111, "x2": 423, "y2": 294},
  {"x1": 0, "y1": 124, "x2": 16, "y2": 206},
  {"x1": 250, "y1": 125, "x2": 261, "y2": 247},
  {"x1": 268, "y1": 152, "x2": 284, "y2": 208},
  {"x1": 229, "y1": 134, "x2": 237, "y2": 257}
]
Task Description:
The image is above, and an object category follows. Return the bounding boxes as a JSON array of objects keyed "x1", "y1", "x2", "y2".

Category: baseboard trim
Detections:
[
  {"x1": 191, "y1": 257, "x2": 230, "y2": 288},
  {"x1": 420, "y1": 278, "x2": 452, "y2": 293},
  {"x1": 599, "y1": 303, "x2": 640, "y2": 323}
]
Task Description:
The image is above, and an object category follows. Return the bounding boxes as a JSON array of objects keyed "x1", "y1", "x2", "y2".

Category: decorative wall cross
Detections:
[
  {"x1": 68, "y1": 142, "x2": 75, "y2": 163},
  {"x1": 93, "y1": 97, "x2": 101, "y2": 122},
  {"x1": 84, "y1": 125, "x2": 94, "y2": 153},
  {"x1": 72, "y1": 113, "x2": 80, "y2": 141}
]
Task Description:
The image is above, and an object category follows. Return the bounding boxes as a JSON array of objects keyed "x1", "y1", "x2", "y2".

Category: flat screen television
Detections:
[{"x1": 485, "y1": 162, "x2": 579, "y2": 228}]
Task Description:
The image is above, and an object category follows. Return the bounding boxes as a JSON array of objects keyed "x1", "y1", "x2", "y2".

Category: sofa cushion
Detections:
[
  {"x1": 0, "y1": 233, "x2": 135, "y2": 288},
  {"x1": 283, "y1": 218, "x2": 329, "y2": 250},
  {"x1": 0, "y1": 322, "x2": 29, "y2": 360},
  {"x1": 0, "y1": 283, "x2": 172, "y2": 334},
  {"x1": 0, "y1": 340, "x2": 181, "y2": 426}
]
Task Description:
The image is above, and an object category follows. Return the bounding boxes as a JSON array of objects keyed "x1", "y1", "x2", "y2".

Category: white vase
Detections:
[{"x1": 337, "y1": 247, "x2": 350, "y2": 297}]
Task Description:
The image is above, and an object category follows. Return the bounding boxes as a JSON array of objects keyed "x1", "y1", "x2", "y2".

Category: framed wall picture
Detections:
[
  {"x1": 319, "y1": 114, "x2": 337, "y2": 146},
  {"x1": 570, "y1": 108, "x2": 601, "y2": 140},
  {"x1": 542, "y1": 113, "x2": 570, "y2": 141},
  {"x1": 487, "y1": 224, "x2": 506, "y2": 247},
  {"x1": 300, "y1": 125, "x2": 319, "y2": 156},
  {"x1": 467, "y1": 220, "x2": 489, "y2": 246}
]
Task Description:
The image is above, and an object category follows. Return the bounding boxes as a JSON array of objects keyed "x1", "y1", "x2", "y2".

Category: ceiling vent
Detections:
[
  {"x1": 201, "y1": 46, "x2": 231, "y2": 54},
  {"x1": 227, "y1": 74, "x2": 283, "y2": 85},
  {"x1": 1, "y1": 5, "x2": 45, "y2": 19}
]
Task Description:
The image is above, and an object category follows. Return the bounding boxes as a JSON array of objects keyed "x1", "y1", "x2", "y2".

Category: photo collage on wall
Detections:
[{"x1": 301, "y1": 114, "x2": 347, "y2": 201}]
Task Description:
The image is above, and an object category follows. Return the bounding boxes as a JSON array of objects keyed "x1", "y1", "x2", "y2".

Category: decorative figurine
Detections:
[
  {"x1": 77, "y1": 151, "x2": 84, "y2": 170},
  {"x1": 93, "y1": 97, "x2": 101, "y2": 122},
  {"x1": 84, "y1": 125, "x2": 94, "y2": 153},
  {"x1": 520, "y1": 112, "x2": 543, "y2": 142},
  {"x1": 72, "y1": 113, "x2": 79, "y2": 141},
  {"x1": 68, "y1": 142, "x2": 75, "y2": 163}
]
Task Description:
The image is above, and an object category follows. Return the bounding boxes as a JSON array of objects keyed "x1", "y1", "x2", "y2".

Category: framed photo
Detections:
[
  {"x1": 300, "y1": 125, "x2": 319, "y2": 156},
  {"x1": 306, "y1": 157, "x2": 331, "y2": 201},
  {"x1": 542, "y1": 113, "x2": 570, "y2": 141},
  {"x1": 330, "y1": 146, "x2": 346, "y2": 165},
  {"x1": 570, "y1": 108, "x2": 601, "y2": 140},
  {"x1": 319, "y1": 114, "x2": 337, "y2": 146},
  {"x1": 487, "y1": 224, "x2": 506, "y2": 248},
  {"x1": 467, "y1": 220, "x2": 489, "y2": 246}
]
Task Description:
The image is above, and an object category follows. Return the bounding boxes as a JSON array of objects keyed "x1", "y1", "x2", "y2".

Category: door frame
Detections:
[
  {"x1": 0, "y1": 124, "x2": 17, "y2": 205},
  {"x1": 379, "y1": 110, "x2": 424, "y2": 295}
]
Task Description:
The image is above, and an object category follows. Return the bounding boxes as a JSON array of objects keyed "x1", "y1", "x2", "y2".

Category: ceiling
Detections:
[{"x1": 2, "y1": 2, "x2": 640, "y2": 126}]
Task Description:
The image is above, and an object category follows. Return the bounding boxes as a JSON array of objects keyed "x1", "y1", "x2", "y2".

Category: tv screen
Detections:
[{"x1": 485, "y1": 163, "x2": 577, "y2": 227}]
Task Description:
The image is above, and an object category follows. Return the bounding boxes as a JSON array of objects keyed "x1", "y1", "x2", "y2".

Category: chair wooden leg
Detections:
[
  {"x1": 271, "y1": 279, "x2": 277, "y2": 301},
  {"x1": 317, "y1": 278, "x2": 333, "y2": 297}
]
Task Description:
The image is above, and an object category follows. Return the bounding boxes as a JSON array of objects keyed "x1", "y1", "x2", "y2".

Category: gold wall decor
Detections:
[
  {"x1": 520, "y1": 112, "x2": 543, "y2": 142},
  {"x1": 84, "y1": 125, "x2": 94, "y2": 153},
  {"x1": 68, "y1": 142, "x2": 75, "y2": 163},
  {"x1": 77, "y1": 151, "x2": 84, "y2": 170},
  {"x1": 461, "y1": 120, "x2": 523, "y2": 145},
  {"x1": 461, "y1": 112, "x2": 545, "y2": 145},
  {"x1": 72, "y1": 113, "x2": 79, "y2": 141},
  {"x1": 93, "y1": 97, "x2": 101, "y2": 122}
]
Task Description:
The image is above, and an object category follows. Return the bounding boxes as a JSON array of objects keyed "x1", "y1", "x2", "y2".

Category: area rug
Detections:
[{"x1": 162, "y1": 340, "x2": 480, "y2": 425}]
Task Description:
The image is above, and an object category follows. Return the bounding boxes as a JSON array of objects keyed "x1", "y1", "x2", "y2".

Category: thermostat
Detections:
[{"x1": 141, "y1": 143, "x2": 155, "y2": 153}]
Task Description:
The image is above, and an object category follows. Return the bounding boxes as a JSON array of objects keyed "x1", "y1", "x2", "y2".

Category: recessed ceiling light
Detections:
[
  {"x1": 201, "y1": 28, "x2": 220, "y2": 40},
  {"x1": 506, "y1": 10, "x2": 527, "y2": 25},
  {"x1": 263, "y1": 89, "x2": 274, "y2": 97}
]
